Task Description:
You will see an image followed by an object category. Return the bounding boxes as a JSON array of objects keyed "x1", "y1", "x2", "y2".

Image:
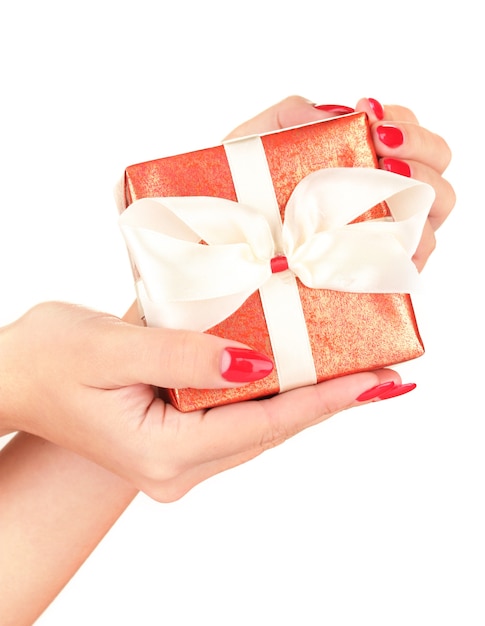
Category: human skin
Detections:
[{"x1": 0, "y1": 96, "x2": 454, "y2": 625}]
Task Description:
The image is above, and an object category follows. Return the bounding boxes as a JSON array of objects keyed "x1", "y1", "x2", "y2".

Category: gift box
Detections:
[{"x1": 118, "y1": 112, "x2": 434, "y2": 412}]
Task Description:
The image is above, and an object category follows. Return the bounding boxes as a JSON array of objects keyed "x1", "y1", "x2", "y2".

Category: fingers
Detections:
[
  {"x1": 377, "y1": 135, "x2": 455, "y2": 240},
  {"x1": 356, "y1": 97, "x2": 453, "y2": 176},
  {"x1": 87, "y1": 317, "x2": 274, "y2": 391},
  {"x1": 372, "y1": 120, "x2": 452, "y2": 176},
  {"x1": 355, "y1": 97, "x2": 455, "y2": 270}
]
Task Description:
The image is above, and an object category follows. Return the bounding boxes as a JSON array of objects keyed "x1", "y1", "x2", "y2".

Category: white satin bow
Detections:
[{"x1": 119, "y1": 167, "x2": 434, "y2": 333}]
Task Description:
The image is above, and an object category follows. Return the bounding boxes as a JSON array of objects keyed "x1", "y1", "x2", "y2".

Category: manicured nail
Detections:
[
  {"x1": 367, "y1": 97, "x2": 384, "y2": 120},
  {"x1": 377, "y1": 382, "x2": 417, "y2": 400},
  {"x1": 381, "y1": 157, "x2": 411, "y2": 177},
  {"x1": 376, "y1": 125, "x2": 404, "y2": 148},
  {"x1": 314, "y1": 104, "x2": 355, "y2": 115},
  {"x1": 356, "y1": 381, "x2": 396, "y2": 402},
  {"x1": 221, "y1": 348, "x2": 274, "y2": 383}
]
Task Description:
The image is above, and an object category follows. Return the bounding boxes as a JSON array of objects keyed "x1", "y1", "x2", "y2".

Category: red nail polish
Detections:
[
  {"x1": 314, "y1": 104, "x2": 355, "y2": 115},
  {"x1": 377, "y1": 125, "x2": 404, "y2": 148},
  {"x1": 368, "y1": 97, "x2": 384, "y2": 120},
  {"x1": 378, "y1": 382, "x2": 417, "y2": 400},
  {"x1": 221, "y1": 348, "x2": 274, "y2": 383},
  {"x1": 381, "y1": 157, "x2": 411, "y2": 177},
  {"x1": 356, "y1": 381, "x2": 395, "y2": 402}
]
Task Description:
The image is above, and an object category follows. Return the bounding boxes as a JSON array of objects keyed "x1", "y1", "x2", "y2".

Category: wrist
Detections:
[
  {"x1": 0, "y1": 321, "x2": 21, "y2": 435},
  {"x1": 1, "y1": 304, "x2": 69, "y2": 437},
  {"x1": 0, "y1": 309, "x2": 43, "y2": 436}
]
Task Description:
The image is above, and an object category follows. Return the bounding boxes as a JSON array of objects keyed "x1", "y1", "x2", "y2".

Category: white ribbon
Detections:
[{"x1": 119, "y1": 150, "x2": 434, "y2": 392}]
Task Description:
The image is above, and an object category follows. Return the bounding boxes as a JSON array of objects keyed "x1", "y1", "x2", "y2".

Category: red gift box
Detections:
[{"x1": 118, "y1": 112, "x2": 432, "y2": 411}]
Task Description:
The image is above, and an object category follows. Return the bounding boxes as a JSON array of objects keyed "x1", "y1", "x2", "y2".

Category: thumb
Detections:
[
  {"x1": 224, "y1": 95, "x2": 354, "y2": 140},
  {"x1": 98, "y1": 318, "x2": 273, "y2": 391}
]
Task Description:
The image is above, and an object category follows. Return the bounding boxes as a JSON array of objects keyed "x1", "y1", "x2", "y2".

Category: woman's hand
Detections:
[
  {"x1": 0, "y1": 301, "x2": 400, "y2": 502},
  {"x1": 226, "y1": 95, "x2": 455, "y2": 271}
]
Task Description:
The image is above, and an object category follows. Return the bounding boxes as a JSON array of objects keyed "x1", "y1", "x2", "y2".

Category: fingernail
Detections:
[
  {"x1": 377, "y1": 382, "x2": 417, "y2": 400},
  {"x1": 367, "y1": 97, "x2": 384, "y2": 120},
  {"x1": 381, "y1": 157, "x2": 411, "y2": 177},
  {"x1": 314, "y1": 104, "x2": 355, "y2": 115},
  {"x1": 376, "y1": 125, "x2": 404, "y2": 148},
  {"x1": 356, "y1": 381, "x2": 395, "y2": 402},
  {"x1": 221, "y1": 348, "x2": 274, "y2": 383}
]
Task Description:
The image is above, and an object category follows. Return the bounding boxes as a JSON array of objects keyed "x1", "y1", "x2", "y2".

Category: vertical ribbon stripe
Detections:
[{"x1": 223, "y1": 136, "x2": 318, "y2": 392}]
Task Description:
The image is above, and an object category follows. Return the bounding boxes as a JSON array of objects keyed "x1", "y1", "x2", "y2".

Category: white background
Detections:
[{"x1": 1, "y1": 1, "x2": 483, "y2": 624}]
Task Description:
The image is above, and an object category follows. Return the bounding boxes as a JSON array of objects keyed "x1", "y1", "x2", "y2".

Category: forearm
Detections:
[{"x1": 0, "y1": 432, "x2": 138, "y2": 626}]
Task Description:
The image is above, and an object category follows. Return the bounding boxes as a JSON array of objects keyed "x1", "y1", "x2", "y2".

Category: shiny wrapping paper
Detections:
[{"x1": 120, "y1": 113, "x2": 424, "y2": 412}]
